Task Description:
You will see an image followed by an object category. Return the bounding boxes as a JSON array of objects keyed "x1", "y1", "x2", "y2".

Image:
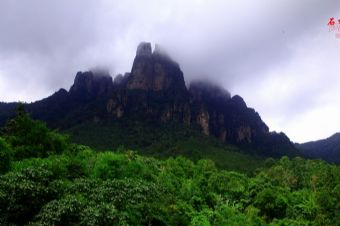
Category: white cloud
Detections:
[{"x1": 237, "y1": 24, "x2": 340, "y2": 142}]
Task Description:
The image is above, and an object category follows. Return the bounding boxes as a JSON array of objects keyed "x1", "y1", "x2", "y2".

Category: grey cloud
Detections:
[{"x1": 0, "y1": 0, "x2": 340, "y2": 142}]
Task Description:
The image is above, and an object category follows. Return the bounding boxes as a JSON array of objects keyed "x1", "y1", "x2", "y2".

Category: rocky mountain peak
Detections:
[
  {"x1": 69, "y1": 71, "x2": 113, "y2": 100},
  {"x1": 55, "y1": 88, "x2": 68, "y2": 96},
  {"x1": 230, "y1": 95, "x2": 247, "y2": 108},
  {"x1": 0, "y1": 41, "x2": 299, "y2": 158},
  {"x1": 136, "y1": 42, "x2": 152, "y2": 57},
  {"x1": 127, "y1": 42, "x2": 187, "y2": 93}
]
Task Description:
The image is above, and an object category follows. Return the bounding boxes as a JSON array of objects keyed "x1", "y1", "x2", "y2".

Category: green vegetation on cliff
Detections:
[
  {"x1": 1, "y1": 109, "x2": 340, "y2": 226},
  {"x1": 66, "y1": 120, "x2": 265, "y2": 173}
]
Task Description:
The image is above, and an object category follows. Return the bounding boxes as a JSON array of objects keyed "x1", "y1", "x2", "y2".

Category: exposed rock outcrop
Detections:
[
  {"x1": 122, "y1": 43, "x2": 190, "y2": 124},
  {"x1": 127, "y1": 42, "x2": 187, "y2": 93},
  {"x1": 136, "y1": 42, "x2": 152, "y2": 56},
  {"x1": 0, "y1": 41, "x2": 298, "y2": 157},
  {"x1": 196, "y1": 109, "x2": 210, "y2": 135},
  {"x1": 189, "y1": 81, "x2": 270, "y2": 146},
  {"x1": 69, "y1": 71, "x2": 113, "y2": 101}
]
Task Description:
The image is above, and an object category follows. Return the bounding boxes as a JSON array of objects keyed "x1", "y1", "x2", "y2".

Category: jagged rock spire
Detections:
[
  {"x1": 127, "y1": 42, "x2": 187, "y2": 93},
  {"x1": 69, "y1": 71, "x2": 113, "y2": 101},
  {"x1": 136, "y1": 42, "x2": 152, "y2": 56},
  {"x1": 0, "y1": 40, "x2": 299, "y2": 158}
]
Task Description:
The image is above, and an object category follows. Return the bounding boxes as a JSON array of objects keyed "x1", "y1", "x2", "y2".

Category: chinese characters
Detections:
[
  {"x1": 327, "y1": 17, "x2": 340, "y2": 44},
  {"x1": 328, "y1": 17, "x2": 340, "y2": 32}
]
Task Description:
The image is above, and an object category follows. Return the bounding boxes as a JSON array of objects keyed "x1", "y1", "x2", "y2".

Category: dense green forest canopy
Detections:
[
  {"x1": 65, "y1": 120, "x2": 266, "y2": 174},
  {"x1": 1, "y1": 108, "x2": 340, "y2": 226}
]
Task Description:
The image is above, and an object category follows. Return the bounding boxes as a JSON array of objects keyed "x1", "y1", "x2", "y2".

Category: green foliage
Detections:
[
  {"x1": 189, "y1": 213, "x2": 211, "y2": 226},
  {"x1": 1, "y1": 113, "x2": 340, "y2": 225},
  {"x1": 254, "y1": 187, "x2": 289, "y2": 220},
  {"x1": 0, "y1": 167, "x2": 58, "y2": 225},
  {"x1": 208, "y1": 171, "x2": 248, "y2": 201},
  {"x1": 1, "y1": 105, "x2": 69, "y2": 160},
  {"x1": 31, "y1": 179, "x2": 164, "y2": 226},
  {"x1": 0, "y1": 137, "x2": 11, "y2": 174},
  {"x1": 2, "y1": 146, "x2": 340, "y2": 225},
  {"x1": 66, "y1": 120, "x2": 265, "y2": 174}
]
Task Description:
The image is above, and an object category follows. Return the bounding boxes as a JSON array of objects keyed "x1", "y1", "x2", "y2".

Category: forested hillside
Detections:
[
  {"x1": 65, "y1": 120, "x2": 266, "y2": 174},
  {"x1": 297, "y1": 133, "x2": 340, "y2": 163},
  {"x1": 0, "y1": 107, "x2": 339, "y2": 226}
]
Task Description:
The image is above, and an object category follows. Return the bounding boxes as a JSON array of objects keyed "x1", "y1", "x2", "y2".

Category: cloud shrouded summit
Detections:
[{"x1": 0, "y1": 0, "x2": 340, "y2": 142}]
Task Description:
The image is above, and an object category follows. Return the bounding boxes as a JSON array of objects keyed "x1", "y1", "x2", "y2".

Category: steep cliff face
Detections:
[
  {"x1": 127, "y1": 42, "x2": 153, "y2": 90},
  {"x1": 69, "y1": 71, "x2": 113, "y2": 102},
  {"x1": 122, "y1": 42, "x2": 190, "y2": 123},
  {"x1": 0, "y1": 42, "x2": 298, "y2": 157},
  {"x1": 189, "y1": 81, "x2": 269, "y2": 144},
  {"x1": 127, "y1": 42, "x2": 187, "y2": 94}
]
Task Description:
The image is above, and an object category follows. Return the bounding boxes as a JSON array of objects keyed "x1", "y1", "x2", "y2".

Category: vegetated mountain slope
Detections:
[
  {"x1": 65, "y1": 119, "x2": 265, "y2": 174},
  {"x1": 297, "y1": 133, "x2": 340, "y2": 163},
  {"x1": 0, "y1": 42, "x2": 298, "y2": 158},
  {"x1": 1, "y1": 111, "x2": 340, "y2": 226}
]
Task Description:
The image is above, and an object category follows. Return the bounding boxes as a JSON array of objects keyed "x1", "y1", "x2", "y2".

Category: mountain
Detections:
[
  {"x1": 0, "y1": 42, "x2": 298, "y2": 157},
  {"x1": 297, "y1": 133, "x2": 340, "y2": 163}
]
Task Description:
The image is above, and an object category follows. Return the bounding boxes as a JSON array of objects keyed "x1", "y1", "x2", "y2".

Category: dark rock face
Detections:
[
  {"x1": 189, "y1": 81, "x2": 266, "y2": 142},
  {"x1": 136, "y1": 42, "x2": 152, "y2": 56},
  {"x1": 69, "y1": 71, "x2": 113, "y2": 102},
  {"x1": 0, "y1": 42, "x2": 298, "y2": 157},
  {"x1": 127, "y1": 42, "x2": 187, "y2": 93},
  {"x1": 123, "y1": 42, "x2": 190, "y2": 123},
  {"x1": 186, "y1": 81, "x2": 297, "y2": 156}
]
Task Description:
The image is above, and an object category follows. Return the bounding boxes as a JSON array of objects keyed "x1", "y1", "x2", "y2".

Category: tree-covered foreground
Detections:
[{"x1": 1, "y1": 108, "x2": 340, "y2": 226}]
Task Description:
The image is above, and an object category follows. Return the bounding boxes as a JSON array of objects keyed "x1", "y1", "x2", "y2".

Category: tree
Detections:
[
  {"x1": 1, "y1": 105, "x2": 68, "y2": 160},
  {"x1": 0, "y1": 137, "x2": 11, "y2": 174}
]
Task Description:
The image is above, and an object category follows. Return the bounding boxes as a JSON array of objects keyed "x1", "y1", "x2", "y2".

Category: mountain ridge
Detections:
[
  {"x1": 0, "y1": 42, "x2": 298, "y2": 157},
  {"x1": 297, "y1": 133, "x2": 340, "y2": 163}
]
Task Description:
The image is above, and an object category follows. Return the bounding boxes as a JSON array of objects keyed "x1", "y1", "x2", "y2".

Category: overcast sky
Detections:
[{"x1": 0, "y1": 0, "x2": 340, "y2": 143}]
